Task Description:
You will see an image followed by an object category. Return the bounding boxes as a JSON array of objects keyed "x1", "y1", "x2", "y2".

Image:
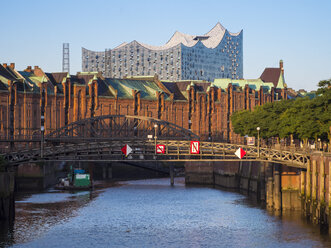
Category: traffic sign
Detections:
[
  {"x1": 235, "y1": 147, "x2": 246, "y2": 159},
  {"x1": 156, "y1": 144, "x2": 165, "y2": 154},
  {"x1": 246, "y1": 137, "x2": 255, "y2": 146},
  {"x1": 121, "y1": 144, "x2": 132, "y2": 157},
  {"x1": 190, "y1": 141, "x2": 200, "y2": 154}
]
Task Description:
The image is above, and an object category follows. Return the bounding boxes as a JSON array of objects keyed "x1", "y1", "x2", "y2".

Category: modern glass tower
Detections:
[{"x1": 82, "y1": 22, "x2": 243, "y2": 81}]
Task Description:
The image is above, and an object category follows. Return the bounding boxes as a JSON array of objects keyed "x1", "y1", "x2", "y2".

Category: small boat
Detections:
[{"x1": 55, "y1": 168, "x2": 92, "y2": 190}]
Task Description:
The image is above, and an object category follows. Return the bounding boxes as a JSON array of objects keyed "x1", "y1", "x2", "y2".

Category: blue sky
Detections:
[{"x1": 2, "y1": 0, "x2": 331, "y2": 91}]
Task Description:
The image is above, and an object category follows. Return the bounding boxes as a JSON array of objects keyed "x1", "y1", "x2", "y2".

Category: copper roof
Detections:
[{"x1": 161, "y1": 82, "x2": 186, "y2": 100}]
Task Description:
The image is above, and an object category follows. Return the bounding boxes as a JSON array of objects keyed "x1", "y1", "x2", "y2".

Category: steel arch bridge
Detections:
[
  {"x1": 45, "y1": 115, "x2": 199, "y2": 142},
  {"x1": 0, "y1": 115, "x2": 310, "y2": 168},
  {"x1": 2, "y1": 139, "x2": 310, "y2": 168}
]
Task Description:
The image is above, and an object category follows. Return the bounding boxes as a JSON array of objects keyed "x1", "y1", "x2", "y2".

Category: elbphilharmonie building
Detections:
[{"x1": 82, "y1": 22, "x2": 243, "y2": 81}]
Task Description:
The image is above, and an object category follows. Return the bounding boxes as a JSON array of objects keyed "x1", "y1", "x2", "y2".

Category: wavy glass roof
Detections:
[{"x1": 113, "y1": 22, "x2": 241, "y2": 51}]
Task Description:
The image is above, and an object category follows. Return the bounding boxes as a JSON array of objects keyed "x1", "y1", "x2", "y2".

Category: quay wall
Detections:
[
  {"x1": 185, "y1": 160, "x2": 300, "y2": 211},
  {"x1": 0, "y1": 173, "x2": 15, "y2": 220},
  {"x1": 16, "y1": 162, "x2": 64, "y2": 191},
  {"x1": 301, "y1": 152, "x2": 331, "y2": 229},
  {"x1": 185, "y1": 153, "x2": 331, "y2": 231}
]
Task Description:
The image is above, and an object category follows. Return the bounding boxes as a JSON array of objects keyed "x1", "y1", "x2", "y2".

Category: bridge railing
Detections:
[{"x1": 1, "y1": 139, "x2": 311, "y2": 168}]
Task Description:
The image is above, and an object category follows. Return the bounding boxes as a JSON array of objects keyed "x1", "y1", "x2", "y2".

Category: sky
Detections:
[{"x1": 2, "y1": 0, "x2": 331, "y2": 91}]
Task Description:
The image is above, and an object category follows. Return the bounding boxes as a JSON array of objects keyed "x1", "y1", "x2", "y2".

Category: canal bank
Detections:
[
  {"x1": 185, "y1": 161, "x2": 300, "y2": 211},
  {"x1": 185, "y1": 152, "x2": 331, "y2": 233},
  {"x1": 2, "y1": 177, "x2": 331, "y2": 248},
  {"x1": 0, "y1": 172, "x2": 15, "y2": 220}
]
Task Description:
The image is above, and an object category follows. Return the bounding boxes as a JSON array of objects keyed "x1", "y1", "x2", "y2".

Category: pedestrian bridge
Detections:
[{"x1": 1, "y1": 115, "x2": 310, "y2": 168}]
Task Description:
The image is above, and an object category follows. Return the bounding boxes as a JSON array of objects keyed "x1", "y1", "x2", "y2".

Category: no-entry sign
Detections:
[
  {"x1": 156, "y1": 144, "x2": 165, "y2": 154},
  {"x1": 190, "y1": 141, "x2": 200, "y2": 154}
]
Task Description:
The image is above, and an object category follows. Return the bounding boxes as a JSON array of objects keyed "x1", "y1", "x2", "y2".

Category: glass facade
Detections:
[
  {"x1": 82, "y1": 24, "x2": 243, "y2": 81},
  {"x1": 181, "y1": 31, "x2": 243, "y2": 81}
]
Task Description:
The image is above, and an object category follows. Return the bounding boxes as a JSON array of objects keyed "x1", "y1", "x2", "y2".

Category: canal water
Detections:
[{"x1": 1, "y1": 178, "x2": 331, "y2": 248}]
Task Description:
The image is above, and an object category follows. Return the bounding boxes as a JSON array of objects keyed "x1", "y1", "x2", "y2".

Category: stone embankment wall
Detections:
[
  {"x1": 185, "y1": 160, "x2": 301, "y2": 211},
  {"x1": 0, "y1": 172, "x2": 15, "y2": 220},
  {"x1": 185, "y1": 153, "x2": 331, "y2": 231},
  {"x1": 16, "y1": 162, "x2": 64, "y2": 190},
  {"x1": 301, "y1": 152, "x2": 331, "y2": 229}
]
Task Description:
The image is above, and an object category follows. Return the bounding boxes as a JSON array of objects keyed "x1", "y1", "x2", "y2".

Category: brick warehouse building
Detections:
[{"x1": 0, "y1": 61, "x2": 287, "y2": 145}]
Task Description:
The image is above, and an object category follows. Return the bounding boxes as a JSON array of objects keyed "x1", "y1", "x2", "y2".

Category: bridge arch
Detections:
[{"x1": 45, "y1": 115, "x2": 200, "y2": 142}]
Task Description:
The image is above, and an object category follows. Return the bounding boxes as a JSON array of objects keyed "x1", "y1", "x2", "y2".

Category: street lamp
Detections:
[
  {"x1": 41, "y1": 115, "x2": 45, "y2": 158},
  {"x1": 40, "y1": 87, "x2": 46, "y2": 158},
  {"x1": 154, "y1": 124, "x2": 158, "y2": 155},
  {"x1": 257, "y1": 127, "x2": 260, "y2": 158}
]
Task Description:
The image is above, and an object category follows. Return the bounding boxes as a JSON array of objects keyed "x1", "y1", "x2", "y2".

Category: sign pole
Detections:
[
  {"x1": 257, "y1": 127, "x2": 260, "y2": 158},
  {"x1": 154, "y1": 124, "x2": 158, "y2": 155}
]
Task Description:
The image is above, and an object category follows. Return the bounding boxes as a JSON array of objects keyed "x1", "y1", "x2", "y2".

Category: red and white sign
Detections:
[
  {"x1": 246, "y1": 137, "x2": 255, "y2": 146},
  {"x1": 235, "y1": 147, "x2": 246, "y2": 159},
  {"x1": 190, "y1": 141, "x2": 200, "y2": 154},
  {"x1": 156, "y1": 144, "x2": 165, "y2": 154},
  {"x1": 121, "y1": 144, "x2": 132, "y2": 157}
]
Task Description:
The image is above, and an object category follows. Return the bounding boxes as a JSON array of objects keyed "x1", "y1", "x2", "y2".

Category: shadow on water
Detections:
[
  {"x1": 0, "y1": 188, "x2": 101, "y2": 247},
  {"x1": 213, "y1": 183, "x2": 331, "y2": 245},
  {"x1": 0, "y1": 220, "x2": 14, "y2": 247}
]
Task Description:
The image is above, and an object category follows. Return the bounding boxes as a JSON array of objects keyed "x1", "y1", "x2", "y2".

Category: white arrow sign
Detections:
[
  {"x1": 235, "y1": 147, "x2": 246, "y2": 159},
  {"x1": 121, "y1": 144, "x2": 132, "y2": 157}
]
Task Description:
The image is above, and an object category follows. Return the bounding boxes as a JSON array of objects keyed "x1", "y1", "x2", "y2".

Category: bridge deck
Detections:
[{"x1": 2, "y1": 139, "x2": 310, "y2": 168}]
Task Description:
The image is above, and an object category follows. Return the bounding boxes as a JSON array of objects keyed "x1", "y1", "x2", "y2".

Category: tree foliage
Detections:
[{"x1": 231, "y1": 79, "x2": 331, "y2": 142}]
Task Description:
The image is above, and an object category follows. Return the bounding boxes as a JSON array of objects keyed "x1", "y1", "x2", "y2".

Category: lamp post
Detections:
[
  {"x1": 154, "y1": 124, "x2": 158, "y2": 155},
  {"x1": 41, "y1": 118, "x2": 44, "y2": 158},
  {"x1": 257, "y1": 127, "x2": 260, "y2": 158},
  {"x1": 40, "y1": 87, "x2": 45, "y2": 158}
]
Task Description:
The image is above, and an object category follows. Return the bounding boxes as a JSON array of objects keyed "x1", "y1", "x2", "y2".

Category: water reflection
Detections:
[
  {"x1": 0, "y1": 189, "x2": 98, "y2": 246},
  {"x1": 1, "y1": 178, "x2": 331, "y2": 248}
]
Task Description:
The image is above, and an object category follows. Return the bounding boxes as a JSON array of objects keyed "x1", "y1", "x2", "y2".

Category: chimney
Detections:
[
  {"x1": 3, "y1": 63, "x2": 7, "y2": 68},
  {"x1": 34, "y1": 65, "x2": 39, "y2": 70},
  {"x1": 25, "y1": 66, "x2": 32, "y2": 72},
  {"x1": 279, "y1": 60, "x2": 284, "y2": 72},
  {"x1": 10, "y1": 63, "x2": 15, "y2": 69}
]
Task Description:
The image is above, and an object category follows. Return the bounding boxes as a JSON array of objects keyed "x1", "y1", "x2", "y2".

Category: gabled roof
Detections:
[
  {"x1": 161, "y1": 82, "x2": 186, "y2": 100},
  {"x1": 18, "y1": 70, "x2": 45, "y2": 93},
  {"x1": 104, "y1": 78, "x2": 168, "y2": 100},
  {"x1": 160, "y1": 80, "x2": 211, "y2": 100},
  {"x1": 0, "y1": 64, "x2": 18, "y2": 82},
  {"x1": 46, "y1": 72, "x2": 67, "y2": 85},
  {"x1": 260, "y1": 68, "x2": 282, "y2": 88}
]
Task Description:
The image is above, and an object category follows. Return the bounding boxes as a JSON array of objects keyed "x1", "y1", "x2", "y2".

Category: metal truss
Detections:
[
  {"x1": 45, "y1": 115, "x2": 200, "y2": 142},
  {"x1": 3, "y1": 139, "x2": 310, "y2": 168},
  {"x1": 0, "y1": 115, "x2": 310, "y2": 168}
]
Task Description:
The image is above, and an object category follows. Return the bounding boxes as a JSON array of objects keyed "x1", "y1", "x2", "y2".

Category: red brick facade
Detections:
[{"x1": 0, "y1": 63, "x2": 288, "y2": 144}]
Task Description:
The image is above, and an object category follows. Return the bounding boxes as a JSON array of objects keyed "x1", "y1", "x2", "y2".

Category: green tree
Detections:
[
  {"x1": 317, "y1": 78, "x2": 331, "y2": 95},
  {"x1": 231, "y1": 78, "x2": 331, "y2": 145}
]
